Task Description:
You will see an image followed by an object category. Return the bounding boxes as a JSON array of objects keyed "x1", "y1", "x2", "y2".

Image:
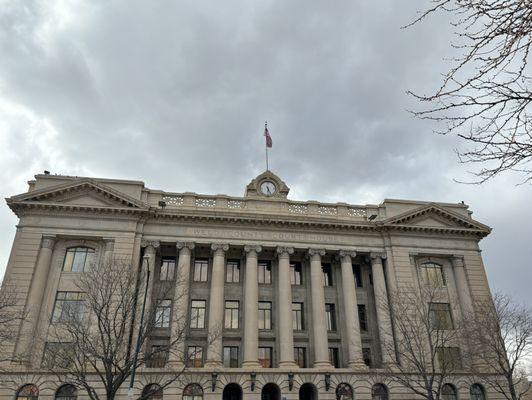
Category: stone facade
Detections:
[{"x1": 0, "y1": 170, "x2": 503, "y2": 399}]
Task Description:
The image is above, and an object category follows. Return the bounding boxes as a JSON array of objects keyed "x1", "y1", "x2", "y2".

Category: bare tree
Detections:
[
  {"x1": 408, "y1": 0, "x2": 532, "y2": 183},
  {"x1": 0, "y1": 281, "x2": 25, "y2": 364},
  {"x1": 381, "y1": 283, "x2": 465, "y2": 400},
  {"x1": 463, "y1": 292, "x2": 532, "y2": 400},
  {"x1": 42, "y1": 257, "x2": 218, "y2": 400}
]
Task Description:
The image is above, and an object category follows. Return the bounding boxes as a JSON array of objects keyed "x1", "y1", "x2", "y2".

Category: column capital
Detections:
[
  {"x1": 41, "y1": 235, "x2": 56, "y2": 249},
  {"x1": 244, "y1": 245, "x2": 262, "y2": 255},
  {"x1": 211, "y1": 243, "x2": 229, "y2": 253},
  {"x1": 307, "y1": 248, "x2": 326, "y2": 259},
  {"x1": 276, "y1": 247, "x2": 294, "y2": 258},
  {"x1": 141, "y1": 240, "x2": 160, "y2": 250},
  {"x1": 176, "y1": 241, "x2": 195, "y2": 251},
  {"x1": 451, "y1": 255, "x2": 465, "y2": 268},
  {"x1": 103, "y1": 238, "x2": 115, "y2": 252},
  {"x1": 338, "y1": 250, "x2": 357, "y2": 263},
  {"x1": 370, "y1": 252, "x2": 387, "y2": 261}
]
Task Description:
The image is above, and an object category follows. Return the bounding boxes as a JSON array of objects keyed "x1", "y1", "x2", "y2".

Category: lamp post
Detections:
[{"x1": 128, "y1": 254, "x2": 151, "y2": 400}]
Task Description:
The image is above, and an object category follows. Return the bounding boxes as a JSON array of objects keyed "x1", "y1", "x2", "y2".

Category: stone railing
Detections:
[{"x1": 153, "y1": 193, "x2": 378, "y2": 221}]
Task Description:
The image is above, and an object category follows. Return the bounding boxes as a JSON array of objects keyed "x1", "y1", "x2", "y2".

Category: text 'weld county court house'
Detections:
[{"x1": 0, "y1": 170, "x2": 500, "y2": 400}]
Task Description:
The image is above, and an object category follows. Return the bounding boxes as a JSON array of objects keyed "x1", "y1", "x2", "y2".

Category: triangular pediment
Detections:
[
  {"x1": 7, "y1": 179, "x2": 148, "y2": 210},
  {"x1": 384, "y1": 204, "x2": 491, "y2": 233}
]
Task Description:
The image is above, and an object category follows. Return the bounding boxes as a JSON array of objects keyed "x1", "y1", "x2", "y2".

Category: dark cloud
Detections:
[{"x1": 0, "y1": 0, "x2": 530, "y2": 303}]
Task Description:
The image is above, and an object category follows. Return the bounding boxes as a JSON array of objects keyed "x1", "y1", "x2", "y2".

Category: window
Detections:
[
  {"x1": 183, "y1": 383, "x2": 203, "y2": 400},
  {"x1": 322, "y1": 264, "x2": 333, "y2": 286},
  {"x1": 436, "y1": 347, "x2": 462, "y2": 370},
  {"x1": 294, "y1": 347, "x2": 306, "y2": 368},
  {"x1": 193, "y1": 259, "x2": 208, "y2": 282},
  {"x1": 328, "y1": 347, "x2": 339, "y2": 367},
  {"x1": 190, "y1": 300, "x2": 206, "y2": 329},
  {"x1": 363, "y1": 347, "x2": 372, "y2": 367},
  {"x1": 147, "y1": 345, "x2": 168, "y2": 367},
  {"x1": 290, "y1": 263, "x2": 302, "y2": 285},
  {"x1": 336, "y1": 383, "x2": 353, "y2": 400},
  {"x1": 442, "y1": 384, "x2": 457, "y2": 400},
  {"x1": 155, "y1": 300, "x2": 172, "y2": 328},
  {"x1": 421, "y1": 262, "x2": 446, "y2": 287},
  {"x1": 42, "y1": 342, "x2": 74, "y2": 368},
  {"x1": 470, "y1": 384, "x2": 486, "y2": 400},
  {"x1": 372, "y1": 384, "x2": 388, "y2": 400},
  {"x1": 353, "y1": 265, "x2": 363, "y2": 287},
  {"x1": 224, "y1": 301, "x2": 239, "y2": 329},
  {"x1": 258, "y1": 262, "x2": 271, "y2": 284},
  {"x1": 258, "y1": 302, "x2": 272, "y2": 330},
  {"x1": 142, "y1": 384, "x2": 163, "y2": 400},
  {"x1": 258, "y1": 347, "x2": 272, "y2": 368},
  {"x1": 429, "y1": 303, "x2": 454, "y2": 329},
  {"x1": 292, "y1": 302, "x2": 304, "y2": 330},
  {"x1": 187, "y1": 346, "x2": 203, "y2": 367},
  {"x1": 325, "y1": 303, "x2": 337, "y2": 331},
  {"x1": 160, "y1": 259, "x2": 176, "y2": 281},
  {"x1": 16, "y1": 385, "x2": 39, "y2": 400},
  {"x1": 55, "y1": 384, "x2": 77, "y2": 400},
  {"x1": 226, "y1": 260, "x2": 240, "y2": 283},
  {"x1": 358, "y1": 304, "x2": 367, "y2": 331},
  {"x1": 52, "y1": 292, "x2": 85, "y2": 323},
  {"x1": 63, "y1": 247, "x2": 95, "y2": 272},
  {"x1": 223, "y1": 346, "x2": 239, "y2": 368}
]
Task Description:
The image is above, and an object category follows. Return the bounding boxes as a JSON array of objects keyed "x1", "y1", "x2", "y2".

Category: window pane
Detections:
[
  {"x1": 226, "y1": 261, "x2": 240, "y2": 283},
  {"x1": 326, "y1": 303, "x2": 336, "y2": 331},
  {"x1": 194, "y1": 260, "x2": 208, "y2": 282},
  {"x1": 290, "y1": 263, "x2": 302, "y2": 285},
  {"x1": 322, "y1": 264, "x2": 333, "y2": 286},
  {"x1": 328, "y1": 347, "x2": 339, "y2": 367},
  {"x1": 258, "y1": 347, "x2": 272, "y2": 368},
  {"x1": 52, "y1": 291, "x2": 85, "y2": 323},
  {"x1": 224, "y1": 301, "x2": 239, "y2": 329},
  {"x1": 430, "y1": 303, "x2": 453, "y2": 329},
  {"x1": 363, "y1": 347, "x2": 371, "y2": 367},
  {"x1": 259, "y1": 302, "x2": 272, "y2": 330},
  {"x1": 294, "y1": 347, "x2": 306, "y2": 368},
  {"x1": 421, "y1": 262, "x2": 446, "y2": 287},
  {"x1": 353, "y1": 265, "x2": 363, "y2": 287},
  {"x1": 160, "y1": 259, "x2": 176, "y2": 281},
  {"x1": 292, "y1": 302, "x2": 304, "y2": 330},
  {"x1": 358, "y1": 304, "x2": 367, "y2": 331},
  {"x1": 188, "y1": 346, "x2": 203, "y2": 367},
  {"x1": 258, "y1": 262, "x2": 271, "y2": 284},
  {"x1": 190, "y1": 300, "x2": 206, "y2": 329}
]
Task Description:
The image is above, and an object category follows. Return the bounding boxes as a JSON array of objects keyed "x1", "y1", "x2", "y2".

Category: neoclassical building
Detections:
[{"x1": 0, "y1": 171, "x2": 499, "y2": 400}]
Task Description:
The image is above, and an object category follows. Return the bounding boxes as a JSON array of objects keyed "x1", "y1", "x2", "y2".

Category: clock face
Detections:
[{"x1": 260, "y1": 180, "x2": 277, "y2": 196}]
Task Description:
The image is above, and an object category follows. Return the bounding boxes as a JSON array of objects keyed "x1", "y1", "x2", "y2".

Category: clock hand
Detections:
[{"x1": 267, "y1": 186, "x2": 271, "y2": 194}]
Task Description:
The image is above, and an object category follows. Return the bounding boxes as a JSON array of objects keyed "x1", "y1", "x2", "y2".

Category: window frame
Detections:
[
  {"x1": 62, "y1": 247, "x2": 95, "y2": 272},
  {"x1": 193, "y1": 259, "x2": 209, "y2": 282},
  {"x1": 223, "y1": 346, "x2": 239, "y2": 368},
  {"x1": 328, "y1": 347, "x2": 340, "y2": 368},
  {"x1": 190, "y1": 300, "x2": 206, "y2": 329},
  {"x1": 420, "y1": 262, "x2": 446, "y2": 287},
  {"x1": 322, "y1": 264, "x2": 333, "y2": 286},
  {"x1": 358, "y1": 304, "x2": 368, "y2": 332},
  {"x1": 160, "y1": 258, "x2": 176, "y2": 281},
  {"x1": 290, "y1": 262, "x2": 302, "y2": 285},
  {"x1": 258, "y1": 346, "x2": 273, "y2": 368},
  {"x1": 224, "y1": 300, "x2": 240, "y2": 330},
  {"x1": 294, "y1": 347, "x2": 306, "y2": 368},
  {"x1": 225, "y1": 260, "x2": 240, "y2": 283},
  {"x1": 292, "y1": 302, "x2": 304, "y2": 330},
  {"x1": 187, "y1": 346, "x2": 204, "y2": 368},
  {"x1": 51, "y1": 291, "x2": 85, "y2": 323},
  {"x1": 429, "y1": 302, "x2": 454, "y2": 330},
  {"x1": 257, "y1": 261, "x2": 272, "y2": 284},
  {"x1": 258, "y1": 301, "x2": 272, "y2": 330},
  {"x1": 154, "y1": 299, "x2": 172, "y2": 328},
  {"x1": 325, "y1": 303, "x2": 337, "y2": 331}
]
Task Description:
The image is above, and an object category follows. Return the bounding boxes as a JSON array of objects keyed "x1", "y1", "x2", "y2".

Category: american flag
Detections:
[{"x1": 264, "y1": 125, "x2": 272, "y2": 148}]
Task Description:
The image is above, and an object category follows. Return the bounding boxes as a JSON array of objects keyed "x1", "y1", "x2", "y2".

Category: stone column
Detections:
[
  {"x1": 277, "y1": 246, "x2": 297, "y2": 368},
  {"x1": 308, "y1": 248, "x2": 331, "y2": 368},
  {"x1": 443, "y1": 262, "x2": 463, "y2": 321},
  {"x1": 169, "y1": 241, "x2": 195, "y2": 366},
  {"x1": 452, "y1": 256, "x2": 474, "y2": 317},
  {"x1": 140, "y1": 240, "x2": 159, "y2": 320},
  {"x1": 242, "y1": 245, "x2": 262, "y2": 368},
  {"x1": 339, "y1": 250, "x2": 366, "y2": 369},
  {"x1": 370, "y1": 252, "x2": 395, "y2": 365},
  {"x1": 103, "y1": 238, "x2": 115, "y2": 266},
  {"x1": 16, "y1": 235, "x2": 56, "y2": 362},
  {"x1": 205, "y1": 243, "x2": 229, "y2": 367}
]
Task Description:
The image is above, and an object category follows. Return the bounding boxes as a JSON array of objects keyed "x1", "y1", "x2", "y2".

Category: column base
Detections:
[
  {"x1": 204, "y1": 360, "x2": 223, "y2": 368},
  {"x1": 241, "y1": 360, "x2": 261, "y2": 369},
  {"x1": 278, "y1": 361, "x2": 298, "y2": 368},
  {"x1": 347, "y1": 361, "x2": 368, "y2": 370},
  {"x1": 167, "y1": 360, "x2": 185, "y2": 369},
  {"x1": 313, "y1": 360, "x2": 332, "y2": 368}
]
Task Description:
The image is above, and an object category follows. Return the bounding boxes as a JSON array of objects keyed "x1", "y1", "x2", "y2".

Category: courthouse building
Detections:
[{"x1": 0, "y1": 171, "x2": 497, "y2": 399}]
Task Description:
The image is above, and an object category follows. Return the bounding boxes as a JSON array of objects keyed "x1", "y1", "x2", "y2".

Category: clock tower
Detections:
[{"x1": 244, "y1": 170, "x2": 290, "y2": 199}]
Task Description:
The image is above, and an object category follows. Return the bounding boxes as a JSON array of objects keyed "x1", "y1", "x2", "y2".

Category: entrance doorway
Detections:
[
  {"x1": 223, "y1": 383, "x2": 242, "y2": 400},
  {"x1": 299, "y1": 383, "x2": 318, "y2": 400},
  {"x1": 261, "y1": 383, "x2": 281, "y2": 400}
]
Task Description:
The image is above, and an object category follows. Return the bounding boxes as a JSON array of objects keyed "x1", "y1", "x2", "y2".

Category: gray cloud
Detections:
[{"x1": 0, "y1": 0, "x2": 530, "y2": 303}]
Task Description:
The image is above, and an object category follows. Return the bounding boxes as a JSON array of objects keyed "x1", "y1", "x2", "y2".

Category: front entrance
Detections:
[
  {"x1": 261, "y1": 383, "x2": 281, "y2": 400},
  {"x1": 299, "y1": 383, "x2": 318, "y2": 400},
  {"x1": 223, "y1": 383, "x2": 242, "y2": 400}
]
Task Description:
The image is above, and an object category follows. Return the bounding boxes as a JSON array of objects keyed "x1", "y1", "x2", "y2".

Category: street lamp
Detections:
[{"x1": 128, "y1": 254, "x2": 151, "y2": 400}]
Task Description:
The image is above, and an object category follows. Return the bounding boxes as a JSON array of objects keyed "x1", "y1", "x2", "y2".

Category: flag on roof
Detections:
[{"x1": 264, "y1": 124, "x2": 272, "y2": 148}]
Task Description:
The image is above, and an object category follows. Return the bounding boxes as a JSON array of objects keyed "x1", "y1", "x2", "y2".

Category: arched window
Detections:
[
  {"x1": 183, "y1": 383, "x2": 203, "y2": 400},
  {"x1": 16, "y1": 385, "x2": 39, "y2": 400},
  {"x1": 55, "y1": 384, "x2": 77, "y2": 400},
  {"x1": 420, "y1": 262, "x2": 446, "y2": 287},
  {"x1": 442, "y1": 384, "x2": 457, "y2": 400},
  {"x1": 372, "y1": 383, "x2": 389, "y2": 400},
  {"x1": 142, "y1": 384, "x2": 163, "y2": 400},
  {"x1": 336, "y1": 383, "x2": 353, "y2": 400},
  {"x1": 470, "y1": 384, "x2": 486, "y2": 400},
  {"x1": 63, "y1": 247, "x2": 95, "y2": 272}
]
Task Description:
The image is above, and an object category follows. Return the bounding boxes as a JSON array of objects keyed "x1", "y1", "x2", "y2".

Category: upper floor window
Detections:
[
  {"x1": 16, "y1": 385, "x2": 39, "y2": 400},
  {"x1": 421, "y1": 262, "x2": 446, "y2": 287},
  {"x1": 190, "y1": 300, "x2": 206, "y2": 329},
  {"x1": 290, "y1": 263, "x2": 302, "y2": 285},
  {"x1": 147, "y1": 345, "x2": 168, "y2": 368},
  {"x1": 226, "y1": 260, "x2": 240, "y2": 283},
  {"x1": 224, "y1": 301, "x2": 239, "y2": 329},
  {"x1": 63, "y1": 247, "x2": 95, "y2": 272},
  {"x1": 42, "y1": 342, "x2": 74, "y2": 368},
  {"x1": 258, "y1": 347, "x2": 272, "y2": 368},
  {"x1": 292, "y1": 302, "x2": 304, "y2": 330},
  {"x1": 429, "y1": 303, "x2": 454, "y2": 330},
  {"x1": 258, "y1": 262, "x2": 271, "y2": 284},
  {"x1": 358, "y1": 304, "x2": 368, "y2": 332},
  {"x1": 223, "y1": 346, "x2": 239, "y2": 368},
  {"x1": 160, "y1": 259, "x2": 176, "y2": 281},
  {"x1": 193, "y1": 259, "x2": 208, "y2": 282},
  {"x1": 258, "y1": 302, "x2": 272, "y2": 330},
  {"x1": 294, "y1": 347, "x2": 306, "y2": 368},
  {"x1": 328, "y1": 347, "x2": 339, "y2": 367},
  {"x1": 353, "y1": 265, "x2": 363, "y2": 287},
  {"x1": 187, "y1": 346, "x2": 203, "y2": 367},
  {"x1": 325, "y1": 303, "x2": 337, "y2": 331},
  {"x1": 55, "y1": 384, "x2": 77, "y2": 400},
  {"x1": 436, "y1": 346, "x2": 462, "y2": 370},
  {"x1": 362, "y1": 347, "x2": 372, "y2": 367},
  {"x1": 322, "y1": 264, "x2": 333, "y2": 286},
  {"x1": 52, "y1": 292, "x2": 85, "y2": 323},
  {"x1": 154, "y1": 300, "x2": 172, "y2": 328}
]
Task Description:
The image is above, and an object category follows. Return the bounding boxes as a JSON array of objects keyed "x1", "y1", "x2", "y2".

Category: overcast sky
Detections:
[{"x1": 0, "y1": 1, "x2": 530, "y2": 303}]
